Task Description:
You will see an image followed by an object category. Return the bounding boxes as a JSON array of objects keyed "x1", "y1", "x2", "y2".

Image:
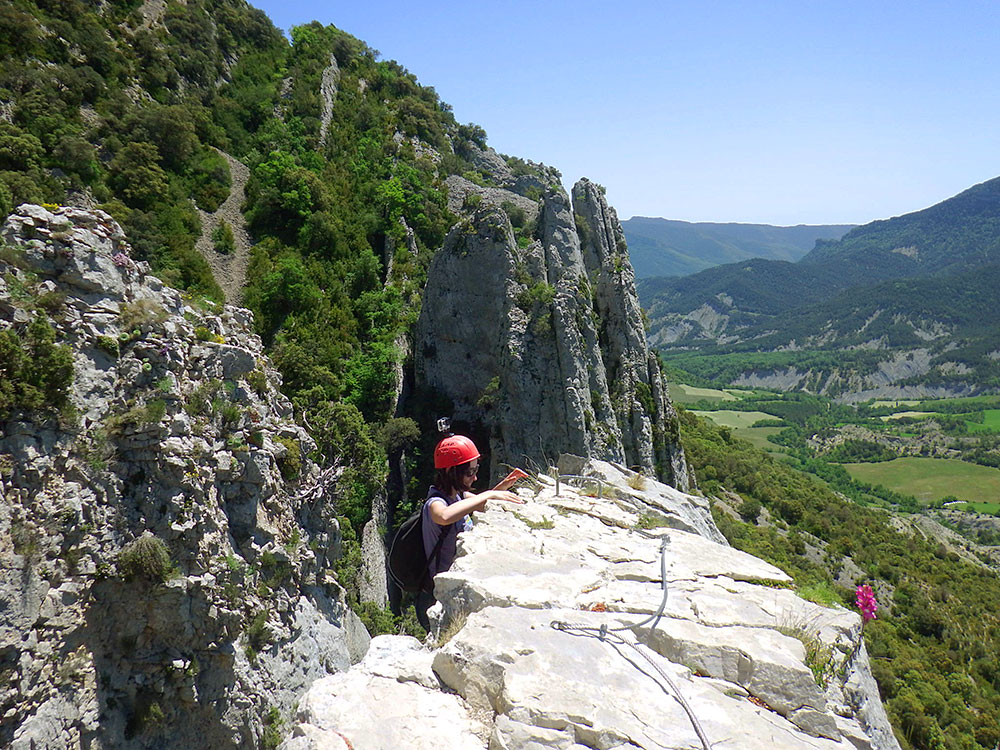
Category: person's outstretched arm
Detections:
[{"x1": 427, "y1": 490, "x2": 523, "y2": 525}]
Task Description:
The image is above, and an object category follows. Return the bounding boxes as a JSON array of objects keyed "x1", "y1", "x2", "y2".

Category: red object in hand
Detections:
[
  {"x1": 493, "y1": 468, "x2": 529, "y2": 492},
  {"x1": 504, "y1": 468, "x2": 529, "y2": 482}
]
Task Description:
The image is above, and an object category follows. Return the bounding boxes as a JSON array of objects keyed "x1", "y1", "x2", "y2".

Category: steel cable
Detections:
[{"x1": 551, "y1": 534, "x2": 713, "y2": 750}]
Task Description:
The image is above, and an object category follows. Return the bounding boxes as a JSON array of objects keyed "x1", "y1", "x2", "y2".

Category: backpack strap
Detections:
[{"x1": 420, "y1": 517, "x2": 455, "y2": 591}]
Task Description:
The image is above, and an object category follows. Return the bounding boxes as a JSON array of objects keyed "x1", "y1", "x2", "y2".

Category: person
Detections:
[{"x1": 415, "y1": 433, "x2": 522, "y2": 628}]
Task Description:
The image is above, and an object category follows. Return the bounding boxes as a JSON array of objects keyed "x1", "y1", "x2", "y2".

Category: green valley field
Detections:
[
  {"x1": 843, "y1": 457, "x2": 1000, "y2": 505},
  {"x1": 691, "y1": 409, "x2": 787, "y2": 453}
]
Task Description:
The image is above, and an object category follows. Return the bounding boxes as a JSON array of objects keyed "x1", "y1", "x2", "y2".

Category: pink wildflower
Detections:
[
  {"x1": 112, "y1": 252, "x2": 133, "y2": 269},
  {"x1": 855, "y1": 584, "x2": 878, "y2": 622}
]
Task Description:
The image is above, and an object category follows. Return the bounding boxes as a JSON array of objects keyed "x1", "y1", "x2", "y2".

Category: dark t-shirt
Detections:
[{"x1": 421, "y1": 486, "x2": 473, "y2": 578}]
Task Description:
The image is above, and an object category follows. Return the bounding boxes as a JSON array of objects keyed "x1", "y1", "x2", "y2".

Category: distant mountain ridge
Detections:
[
  {"x1": 622, "y1": 217, "x2": 854, "y2": 278},
  {"x1": 639, "y1": 176, "x2": 1000, "y2": 400}
]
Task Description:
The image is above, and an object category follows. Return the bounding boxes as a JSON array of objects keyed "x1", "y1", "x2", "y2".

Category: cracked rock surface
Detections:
[
  {"x1": 1, "y1": 205, "x2": 367, "y2": 750},
  {"x1": 284, "y1": 457, "x2": 900, "y2": 750}
]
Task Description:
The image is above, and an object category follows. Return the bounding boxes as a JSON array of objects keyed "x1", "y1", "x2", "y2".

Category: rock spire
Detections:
[{"x1": 415, "y1": 180, "x2": 690, "y2": 489}]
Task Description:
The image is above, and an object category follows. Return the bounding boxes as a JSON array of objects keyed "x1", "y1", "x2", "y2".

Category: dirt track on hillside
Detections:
[{"x1": 194, "y1": 149, "x2": 251, "y2": 305}]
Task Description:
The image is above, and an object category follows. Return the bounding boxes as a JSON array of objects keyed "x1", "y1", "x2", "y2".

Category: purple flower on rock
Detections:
[{"x1": 855, "y1": 584, "x2": 878, "y2": 622}]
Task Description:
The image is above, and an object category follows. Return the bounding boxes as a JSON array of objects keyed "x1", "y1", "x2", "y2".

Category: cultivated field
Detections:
[
  {"x1": 843, "y1": 457, "x2": 1000, "y2": 505},
  {"x1": 967, "y1": 409, "x2": 1000, "y2": 434},
  {"x1": 667, "y1": 383, "x2": 752, "y2": 405},
  {"x1": 691, "y1": 409, "x2": 786, "y2": 453}
]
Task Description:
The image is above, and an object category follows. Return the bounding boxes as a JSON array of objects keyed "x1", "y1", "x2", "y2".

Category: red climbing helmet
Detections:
[{"x1": 434, "y1": 434, "x2": 480, "y2": 469}]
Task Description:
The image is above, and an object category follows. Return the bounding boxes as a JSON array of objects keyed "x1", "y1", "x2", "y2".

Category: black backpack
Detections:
[{"x1": 387, "y1": 507, "x2": 452, "y2": 594}]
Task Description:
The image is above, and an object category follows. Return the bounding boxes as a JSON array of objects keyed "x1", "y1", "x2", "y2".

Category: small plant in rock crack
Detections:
[
  {"x1": 118, "y1": 533, "x2": 176, "y2": 582},
  {"x1": 215, "y1": 398, "x2": 242, "y2": 428},
  {"x1": 245, "y1": 368, "x2": 268, "y2": 397},
  {"x1": 106, "y1": 399, "x2": 166, "y2": 434},
  {"x1": 261, "y1": 706, "x2": 284, "y2": 750},
  {"x1": 512, "y1": 510, "x2": 554, "y2": 530},
  {"x1": 82, "y1": 428, "x2": 113, "y2": 472},
  {"x1": 244, "y1": 610, "x2": 272, "y2": 663},
  {"x1": 627, "y1": 472, "x2": 648, "y2": 491},
  {"x1": 777, "y1": 613, "x2": 834, "y2": 687},
  {"x1": 119, "y1": 299, "x2": 167, "y2": 332},
  {"x1": 636, "y1": 513, "x2": 670, "y2": 530},
  {"x1": 95, "y1": 335, "x2": 120, "y2": 357},
  {"x1": 194, "y1": 326, "x2": 225, "y2": 344},
  {"x1": 225, "y1": 434, "x2": 247, "y2": 452},
  {"x1": 184, "y1": 380, "x2": 222, "y2": 417}
]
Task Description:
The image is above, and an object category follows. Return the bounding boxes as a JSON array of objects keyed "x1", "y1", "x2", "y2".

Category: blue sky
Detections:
[{"x1": 249, "y1": 1, "x2": 1000, "y2": 226}]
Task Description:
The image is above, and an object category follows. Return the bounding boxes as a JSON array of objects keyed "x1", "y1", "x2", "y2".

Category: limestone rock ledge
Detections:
[
  {"x1": 283, "y1": 458, "x2": 900, "y2": 750},
  {"x1": 1, "y1": 205, "x2": 367, "y2": 750}
]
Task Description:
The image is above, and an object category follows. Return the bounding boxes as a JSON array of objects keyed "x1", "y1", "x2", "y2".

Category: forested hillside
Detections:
[
  {"x1": 802, "y1": 176, "x2": 1000, "y2": 275},
  {"x1": 640, "y1": 176, "x2": 1000, "y2": 322},
  {"x1": 681, "y1": 409, "x2": 1000, "y2": 750}
]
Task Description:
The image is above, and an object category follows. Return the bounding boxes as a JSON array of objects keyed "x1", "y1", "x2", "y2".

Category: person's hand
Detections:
[
  {"x1": 486, "y1": 490, "x2": 525, "y2": 505},
  {"x1": 493, "y1": 468, "x2": 529, "y2": 491}
]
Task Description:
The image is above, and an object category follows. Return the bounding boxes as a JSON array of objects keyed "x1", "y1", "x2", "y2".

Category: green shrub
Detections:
[
  {"x1": 244, "y1": 609, "x2": 271, "y2": 663},
  {"x1": 500, "y1": 200, "x2": 526, "y2": 229},
  {"x1": 738, "y1": 498, "x2": 762, "y2": 522},
  {"x1": 214, "y1": 397, "x2": 242, "y2": 427},
  {"x1": 212, "y1": 220, "x2": 236, "y2": 254},
  {"x1": 95, "y1": 335, "x2": 120, "y2": 357},
  {"x1": 108, "y1": 399, "x2": 166, "y2": 433},
  {"x1": 636, "y1": 512, "x2": 670, "y2": 529},
  {"x1": 144, "y1": 399, "x2": 166, "y2": 422},
  {"x1": 184, "y1": 379, "x2": 221, "y2": 417},
  {"x1": 0, "y1": 316, "x2": 74, "y2": 419},
  {"x1": 245, "y1": 367, "x2": 268, "y2": 396},
  {"x1": 515, "y1": 281, "x2": 556, "y2": 312},
  {"x1": 380, "y1": 417, "x2": 420, "y2": 454},
  {"x1": 475, "y1": 377, "x2": 500, "y2": 410},
  {"x1": 194, "y1": 326, "x2": 224, "y2": 343},
  {"x1": 354, "y1": 601, "x2": 425, "y2": 639},
  {"x1": 275, "y1": 435, "x2": 301, "y2": 480},
  {"x1": 109, "y1": 142, "x2": 170, "y2": 210},
  {"x1": 35, "y1": 290, "x2": 66, "y2": 315},
  {"x1": 261, "y1": 706, "x2": 283, "y2": 750},
  {"x1": 333, "y1": 514, "x2": 362, "y2": 605},
  {"x1": 118, "y1": 534, "x2": 174, "y2": 582},
  {"x1": 119, "y1": 299, "x2": 168, "y2": 331},
  {"x1": 0, "y1": 181, "x2": 12, "y2": 218},
  {"x1": 188, "y1": 148, "x2": 231, "y2": 211}
]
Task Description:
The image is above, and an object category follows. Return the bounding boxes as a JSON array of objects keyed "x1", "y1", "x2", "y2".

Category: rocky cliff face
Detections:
[
  {"x1": 282, "y1": 456, "x2": 899, "y2": 750},
  {"x1": 0, "y1": 205, "x2": 367, "y2": 749},
  {"x1": 415, "y1": 178, "x2": 690, "y2": 490}
]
